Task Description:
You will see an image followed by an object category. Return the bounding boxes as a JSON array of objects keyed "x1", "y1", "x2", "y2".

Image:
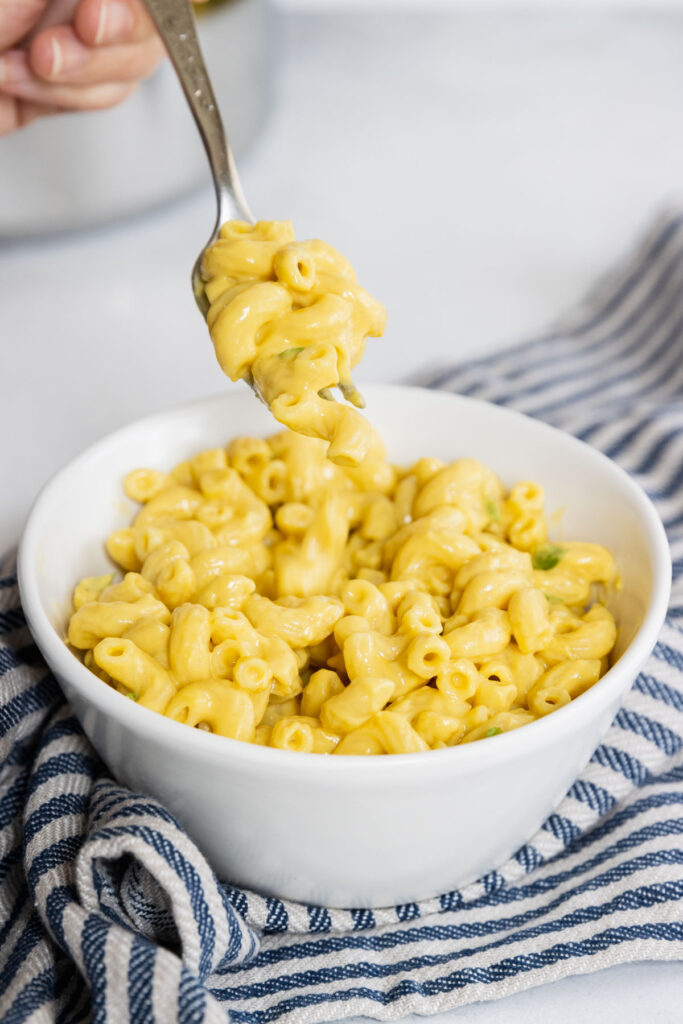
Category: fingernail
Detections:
[
  {"x1": 96, "y1": 1, "x2": 134, "y2": 46},
  {"x1": 49, "y1": 38, "x2": 62, "y2": 77},
  {"x1": 45, "y1": 34, "x2": 87, "y2": 77}
]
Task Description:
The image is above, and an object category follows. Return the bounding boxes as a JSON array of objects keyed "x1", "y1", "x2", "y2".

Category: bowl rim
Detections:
[{"x1": 17, "y1": 384, "x2": 672, "y2": 776}]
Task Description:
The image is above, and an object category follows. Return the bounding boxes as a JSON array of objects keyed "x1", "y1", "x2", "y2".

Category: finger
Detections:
[
  {"x1": 29, "y1": 24, "x2": 164, "y2": 85},
  {"x1": 0, "y1": 52, "x2": 136, "y2": 110},
  {"x1": 0, "y1": 93, "x2": 58, "y2": 135},
  {"x1": 74, "y1": 0, "x2": 157, "y2": 47},
  {"x1": 0, "y1": 93, "x2": 23, "y2": 134},
  {"x1": 0, "y1": 0, "x2": 50, "y2": 50},
  {"x1": 29, "y1": 0, "x2": 80, "y2": 36}
]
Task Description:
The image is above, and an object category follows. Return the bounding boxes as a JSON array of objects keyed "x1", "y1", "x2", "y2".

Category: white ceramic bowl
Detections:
[{"x1": 18, "y1": 386, "x2": 671, "y2": 908}]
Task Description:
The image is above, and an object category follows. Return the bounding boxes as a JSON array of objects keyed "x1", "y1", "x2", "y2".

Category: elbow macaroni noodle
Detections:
[{"x1": 67, "y1": 219, "x2": 619, "y2": 754}]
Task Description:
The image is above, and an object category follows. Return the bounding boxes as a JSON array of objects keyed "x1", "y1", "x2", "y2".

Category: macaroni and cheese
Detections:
[
  {"x1": 67, "y1": 219, "x2": 618, "y2": 754},
  {"x1": 68, "y1": 431, "x2": 618, "y2": 754},
  {"x1": 200, "y1": 220, "x2": 386, "y2": 467}
]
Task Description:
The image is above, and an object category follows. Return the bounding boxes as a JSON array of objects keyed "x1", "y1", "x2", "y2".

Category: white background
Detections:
[{"x1": 2, "y1": 3, "x2": 683, "y2": 1018}]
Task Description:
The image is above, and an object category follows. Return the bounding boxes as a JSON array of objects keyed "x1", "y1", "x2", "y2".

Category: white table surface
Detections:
[{"x1": 2, "y1": 7, "x2": 682, "y2": 1019}]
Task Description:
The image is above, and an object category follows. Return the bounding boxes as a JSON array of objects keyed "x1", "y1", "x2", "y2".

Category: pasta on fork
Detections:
[{"x1": 200, "y1": 220, "x2": 386, "y2": 467}]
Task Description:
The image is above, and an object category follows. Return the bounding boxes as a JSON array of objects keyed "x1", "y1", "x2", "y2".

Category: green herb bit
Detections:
[
  {"x1": 300, "y1": 667, "x2": 312, "y2": 688},
  {"x1": 532, "y1": 544, "x2": 567, "y2": 571},
  {"x1": 485, "y1": 499, "x2": 501, "y2": 523},
  {"x1": 545, "y1": 593, "x2": 564, "y2": 605},
  {"x1": 485, "y1": 726, "x2": 503, "y2": 737},
  {"x1": 277, "y1": 346, "x2": 305, "y2": 360},
  {"x1": 126, "y1": 691, "x2": 139, "y2": 702}
]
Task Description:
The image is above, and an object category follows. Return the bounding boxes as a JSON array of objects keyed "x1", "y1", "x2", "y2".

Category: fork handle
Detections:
[{"x1": 143, "y1": 0, "x2": 253, "y2": 224}]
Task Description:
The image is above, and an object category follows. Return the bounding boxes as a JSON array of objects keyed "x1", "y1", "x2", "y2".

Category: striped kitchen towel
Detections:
[{"x1": 2, "y1": 210, "x2": 683, "y2": 1024}]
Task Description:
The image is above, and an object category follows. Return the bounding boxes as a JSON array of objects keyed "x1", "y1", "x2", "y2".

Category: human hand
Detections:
[{"x1": 0, "y1": 0, "x2": 176, "y2": 135}]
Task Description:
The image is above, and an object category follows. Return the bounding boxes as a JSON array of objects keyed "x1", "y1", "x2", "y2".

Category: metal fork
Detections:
[
  {"x1": 143, "y1": 0, "x2": 347, "y2": 406},
  {"x1": 142, "y1": 0, "x2": 252, "y2": 313}
]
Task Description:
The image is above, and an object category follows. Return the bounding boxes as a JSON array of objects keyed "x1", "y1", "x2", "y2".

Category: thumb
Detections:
[{"x1": 0, "y1": 0, "x2": 52, "y2": 50}]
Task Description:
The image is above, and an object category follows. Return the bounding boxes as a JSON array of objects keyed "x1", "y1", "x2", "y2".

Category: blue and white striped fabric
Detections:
[{"x1": 2, "y1": 211, "x2": 683, "y2": 1023}]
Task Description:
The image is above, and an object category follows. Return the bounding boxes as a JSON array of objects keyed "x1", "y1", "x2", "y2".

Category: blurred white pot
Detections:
[{"x1": 0, "y1": 0, "x2": 270, "y2": 236}]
